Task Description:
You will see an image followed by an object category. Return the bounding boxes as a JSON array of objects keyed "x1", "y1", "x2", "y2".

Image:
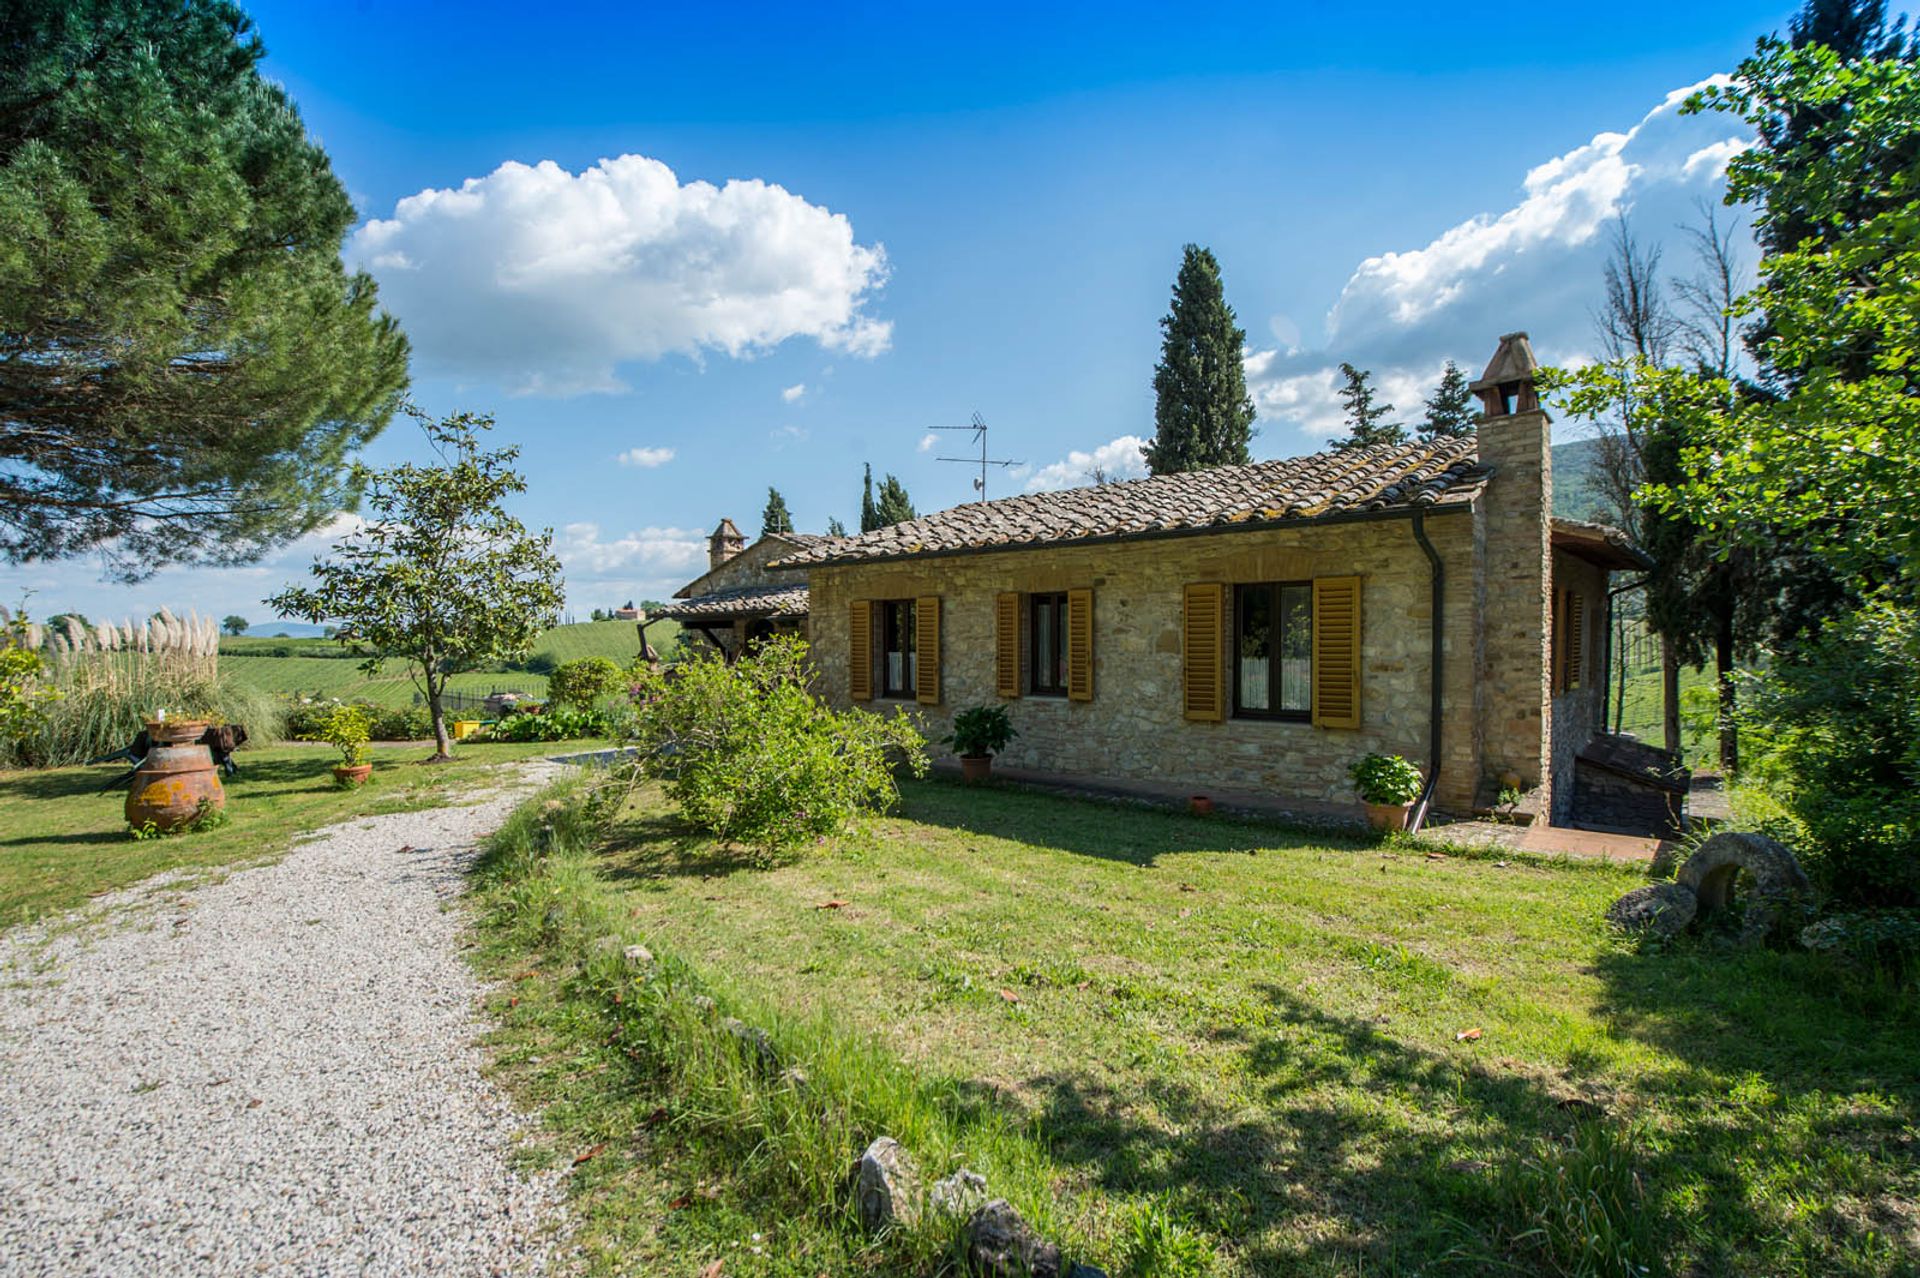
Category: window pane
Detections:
[
  {"x1": 1280, "y1": 585, "x2": 1312, "y2": 711},
  {"x1": 1237, "y1": 586, "x2": 1271, "y2": 711},
  {"x1": 1038, "y1": 597, "x2": 1057, "y2": 690}
]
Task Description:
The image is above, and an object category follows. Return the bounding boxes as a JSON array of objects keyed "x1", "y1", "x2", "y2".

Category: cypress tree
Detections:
[
  {"x1": 859, "y1": 464, "x2": 880, "y2": 532},
  {"x1": 1141, "y1": 245, "x2": 1256, "y2": 475},
  {"x1": 825, "y1": 516, "x2": 848, "y2": 537},
  {"x1": 1419, "y1": 361, "x2": 1478, "y2": 440},
  {"x1": 1328, "y1": 364, "x2": 1406, "y2": 451},
  {"x1": 761, "y1": 487, "x2": 794, "y2": 536},
  {"x1": 875, "y1": 474, "x2": 916, "y2": 526}
]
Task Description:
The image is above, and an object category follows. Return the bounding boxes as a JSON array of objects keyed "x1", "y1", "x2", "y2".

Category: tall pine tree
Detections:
[
  {"x1": 1141, "y1": 245, "x2": 1256, "y2": 475},
  {"x1": 859, "y1": 464, "x2": 880, "y2": 532},
  {"x1": 761, "y1": 487, "x2": 794, "y2": 536},
  {"x1": 875, "y1": 474, "x2": 916, "y2": 526},
  {"x1": 1419, "y1": 361, "x2": 1478, "y2": 439},
  {"x1": 1328, "y1": 364, "x2": 1406, "y2": 451}
]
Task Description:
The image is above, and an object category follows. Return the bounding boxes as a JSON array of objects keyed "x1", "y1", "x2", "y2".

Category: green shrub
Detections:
[
  {"x1": 285, "y1": 697, "x2": 427, "y2": 742},
  {"x1": 482, "y1": 704, "x2": 607, "y2": 742},
  {"x1": 1799, "y1": 909, "x2": 1920, "y2": 981},
  {"x1": 318, "y1": 703, "x2": 373, "y2": 767},
  {"x1": 1349, "y1": 752, "x2": 1423, "y2": 805},
  {"x1": 547, "y1": 656, "x2": 624, "y2": 706},
  {"x1": 1741, "y1": 601, "x2": 1920, "y2": 907},
  {"x1": 629, "y1": 636, "x2": 927, "y2": 855},
  {"x1": 945, "y1": 704, "x2": 1017, "y2": 757}
]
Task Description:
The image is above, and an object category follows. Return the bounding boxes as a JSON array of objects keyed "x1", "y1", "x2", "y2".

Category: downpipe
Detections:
[{"x1": 1407, "y1": 511, "x2": 1445, "y2": 834}]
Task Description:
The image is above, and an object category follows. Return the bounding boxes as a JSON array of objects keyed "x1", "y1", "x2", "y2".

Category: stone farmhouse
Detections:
[
  {"x1": 767, "y1": 333, "x2": 1662, "y2": 830},
  {"x1": 648, "y1": 518, "x2": 818, "y2": 658}
]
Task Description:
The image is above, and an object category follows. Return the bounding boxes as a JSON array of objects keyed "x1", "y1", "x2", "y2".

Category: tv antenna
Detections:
[{"x1": 932, "y1": 412, "x2": 1022, "y2": 502}]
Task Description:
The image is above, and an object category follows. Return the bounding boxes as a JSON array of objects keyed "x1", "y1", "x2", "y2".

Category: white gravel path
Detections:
[{"x1": 0, "y1": 762, "x2": 569, "y2": 1277}]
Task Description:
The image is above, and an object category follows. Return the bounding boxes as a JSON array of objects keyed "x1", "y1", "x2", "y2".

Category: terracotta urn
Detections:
[
  {"x1": 333, "y1": 763, "x2": 374, "y2": 787},
  {"x1": 959, "y1": 754, "x2": 993, "y2": 784},
  {"x1": 1189, "y1": 795, "x2": 1215, "y2": 817},
  {"x1": 126, "y1": 739, "x2": 225, "y2": 832},
  {"x1": 1363, "y1": 801, "x2": 1412, "y2": 833}
]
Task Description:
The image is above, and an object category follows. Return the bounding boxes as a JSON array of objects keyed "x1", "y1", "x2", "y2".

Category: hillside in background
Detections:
[{"x1": 1551, "y1": 437, "x2": 1619, "y2": 526}]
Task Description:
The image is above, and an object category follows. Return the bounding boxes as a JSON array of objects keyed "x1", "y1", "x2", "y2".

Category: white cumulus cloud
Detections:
[
  {"x1": 782, "y1": 383, "x2": 808, "y2": 403},
  {"x1": 1246, "y1": 77, "x2": 1754, "y2": 449},
  {"x1": 918, "y1": 433, "x2": 938, "y2": 453},
  {"x1": 616, "y1": 446, "x2": 675, "y2": 468},
  {"x1": 349, "y1": 154, "x2": 892, "y2": 396},
  {"x1": 1025, "y1": 435, "x2": 1151, "y2": 492}
]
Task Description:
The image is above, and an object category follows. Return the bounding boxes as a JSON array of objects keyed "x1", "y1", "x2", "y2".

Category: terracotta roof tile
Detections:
[
  {"x1": 653, "y1": 583, "x2": 810, "y2": 622},
  {"x1": 771, "y1": 437, "x2": 1487, "y2": 568}
]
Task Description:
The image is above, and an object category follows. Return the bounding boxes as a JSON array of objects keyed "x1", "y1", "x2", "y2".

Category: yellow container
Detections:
[{"x1": 452, "y1": 719, "x2": 481, "y2": 740}]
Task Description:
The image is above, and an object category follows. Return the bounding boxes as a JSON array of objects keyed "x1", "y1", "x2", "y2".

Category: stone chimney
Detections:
[
  {"x1": 1471, "y1": 333, "x2": 1555, "y2": 808},
  {"x1": 708, "y1": 517, "x2": 746, "y2": 571}
]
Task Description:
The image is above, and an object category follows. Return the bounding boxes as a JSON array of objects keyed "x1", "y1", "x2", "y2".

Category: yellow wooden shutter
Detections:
[
  {"x1": 1067, "y1": 588, "x2": 1094, "y2": 702},
  {"x1": 1312, "y1": 576, "x2": 1362, "y2": 729},
  {"x1": 915, "y1": 595, "x2": 941, "y2": 705},
  {"x1": 1566, "y1": 591, "x2": 1585, "y2": 691},
  {"x1": 1552, "y1": 588, "x2": 1569, "y2": 694},
  {"x1": 1182, "y1": 583, "x2": 1225, "y2": 722},
  {"x1": 995, "y1": 593, "x2": 1021, "y2": 698},
  {"x1": 848, "y1": 600, "x2": 872, "y2": 702}
]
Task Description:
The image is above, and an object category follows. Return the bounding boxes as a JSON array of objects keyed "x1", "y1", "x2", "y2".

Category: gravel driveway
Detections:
[{"x1": 0, "y1": 763, "x2": 567, "y2": 1276}]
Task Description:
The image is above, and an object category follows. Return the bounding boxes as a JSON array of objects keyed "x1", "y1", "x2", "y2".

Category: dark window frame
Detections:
[
  {"x1": 1028, "y1": 592, "x2": 1068, "y2": 697},
  {"x1": 875, "y1": 598, "x2": 917, "y2": 699},
  {"x1": 1232, "y1": 581, "x2": 1313, "y2": 721}
]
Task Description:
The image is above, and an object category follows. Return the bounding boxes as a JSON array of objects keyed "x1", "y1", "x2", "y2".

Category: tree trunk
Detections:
[
  {"x1": 1716, "y1": 610, "x2": 1737, "y2": 773},
  {"x1": 1661, "y1": 635, "x2": 1682, "y2": 760},
  {"x1": 427, "y1": 680, "x2": 452, "y2": 760}
]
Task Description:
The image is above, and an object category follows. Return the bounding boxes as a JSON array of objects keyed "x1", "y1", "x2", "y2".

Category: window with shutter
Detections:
[
  {"x1": 848, "y1": 600, "x2": 872, "y2": 702},
  {"x1": 1067, "y1": 588, "x2": 1094, "y2": 701},
  {"x1": 1183, "y1": 583, "x2": 1225, "y2": 721},
  {"x1": 915, "y1": 595, "x2": 941, "y2": 705},
  {"x1": 995, "y1": 593, "x2": 1021, "y2": 698},
  {"x1": 1311, "y1": 576, "x2": 1362, "y2": 729},
  {"x1": 1030, "y1": 592, "x2": 1067, "y2": 695}
]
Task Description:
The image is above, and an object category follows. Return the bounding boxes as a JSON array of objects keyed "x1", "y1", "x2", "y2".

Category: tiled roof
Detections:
[
  {"x1": 652, "y1": 583, "x2": 810, "y2": 622},
  {"x1": 770, "y1": 437, "x2": 1488, "y2": 569}
]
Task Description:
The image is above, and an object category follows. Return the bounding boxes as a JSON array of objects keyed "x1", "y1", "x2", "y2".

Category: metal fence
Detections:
[{"x1": 428, "y1": 685, "x2": 546, "y2": 715}]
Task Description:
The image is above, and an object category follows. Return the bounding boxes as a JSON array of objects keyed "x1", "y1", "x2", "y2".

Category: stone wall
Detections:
[
  {"x1": 803, "y1": 512, "x2": 1484, "y2": 815},
  {"x1": 686, "y1": 536, "x2": 797, "y2": 596},
  {"x1": 1473, "y1": 407, "x2": 1554, "y2": 812}
]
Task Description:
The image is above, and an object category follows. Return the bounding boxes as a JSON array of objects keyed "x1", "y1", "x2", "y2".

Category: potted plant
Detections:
[
  {"x1": 145, "y1": 709, "x2": 213, "y2": 745},
  {"x1": 321, "y1": 703, "x2": 376, "y2": 787},
  {"x1": 944, "y1": 705, "x2": 1017, "y2": 784},
  {"x1": 1350, "y1": 752, "x2": 1423, "y2": 832}
]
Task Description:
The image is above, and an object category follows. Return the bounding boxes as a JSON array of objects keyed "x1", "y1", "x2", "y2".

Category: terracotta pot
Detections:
[
  {"x1": 1189, "y1": 795, "x2": 1215, "y2": 817},
  {"x1": 1363, "y1": 801, "x2": 1412, "y2": 832},
  {"x1": 333, "y1": 763, "x2": 374, "y2": 787},
  {"x1": 145, "y1": 719, "x2": 211, "y2": 746},
  {"x1": 959, "y1": 754, "x2": 993, "y2": 784},
  {"x1": 126, "y1": 742, "x2": 225, "y2": 831}
]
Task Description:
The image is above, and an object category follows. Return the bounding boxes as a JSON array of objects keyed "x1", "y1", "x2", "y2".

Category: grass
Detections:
[
  {"x1": 217, "y1": 618, "x2": 682, "y2": 708},
  {"x1": 480, "y1": 777, "x2": 1920, "y2": 1277},
  {"x1": 0, "y1": 739, "x2": 598, "y2": 926}
]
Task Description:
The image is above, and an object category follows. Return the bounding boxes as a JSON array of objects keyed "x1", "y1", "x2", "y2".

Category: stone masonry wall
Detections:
[
  {"x1": 1473, "y1": 408, "x2": 1555, "y2": 812},
  {"x1": 685, "y1": 537, "x2": 794, "y2": 596},
  {"x1": 801, "y1": 513, "x2": 1483, "y2": 815}
]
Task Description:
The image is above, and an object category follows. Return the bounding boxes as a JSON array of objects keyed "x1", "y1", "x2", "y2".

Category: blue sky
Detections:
[{"x1": 8, "y1": 0, "x2": 1787, "y2": 624}]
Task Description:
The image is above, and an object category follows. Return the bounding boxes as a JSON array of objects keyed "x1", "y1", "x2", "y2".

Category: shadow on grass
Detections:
[
  {"x1": 597, "y1": 807, "x2": 794, "y2": 885},
  {"x1": 893, "y1": 778, "x2": 1370, "y2": 869}
]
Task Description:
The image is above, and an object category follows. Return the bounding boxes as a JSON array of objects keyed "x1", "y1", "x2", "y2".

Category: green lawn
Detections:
[
  {"x1": 545, "y1": 779, "x2": 1917, "y2": 1276},
  {"x1": 0, "y1": 740, "x2": 593, "y2": 926},
  {"x1": 218, "y1": 618, "x2": 679, "y2": 707}
]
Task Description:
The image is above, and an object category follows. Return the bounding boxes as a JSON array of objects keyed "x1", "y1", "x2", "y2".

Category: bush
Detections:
[
  {"x1": 629, "y1": 636, "x2": 927, "y2": 855},
  {"x1": 482, "y1": 704, "x2": 608, "y2": 742},
  {"x1": 945, "y1": 704, "x2": 1017, "y2": 757},
  {"x1": 285, "y1": 697, "x2": 429, "y2": 742},
  {"x1": 1741, "y1": 601, "x2": 1920, "y2": 907},
  {"x1": 1349, "y1": 752, "x2": 1423, "y2": 805},
  {"x1": 318, "y1": 703, "x2": 373, "y2": 767},
  {"x1": 548, "y1": 656, "x2": 624, "y2": 710},
  {"x1": 1799, "y1": 909, "x2": 1920, "y2": 980}
]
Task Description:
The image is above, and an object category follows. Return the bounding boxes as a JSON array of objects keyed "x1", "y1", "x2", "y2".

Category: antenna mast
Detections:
[{"x1": 932, "y1": 412, "x2": 1022, "y2": 502}]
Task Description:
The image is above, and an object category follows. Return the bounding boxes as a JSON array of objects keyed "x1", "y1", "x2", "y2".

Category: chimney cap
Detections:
[
  {"x1": 709, "y1": 517, "x2": 743, "y2": 543},
  {"x1": 1468, "y1": 332, "x2": 1539, "y2": 395}
]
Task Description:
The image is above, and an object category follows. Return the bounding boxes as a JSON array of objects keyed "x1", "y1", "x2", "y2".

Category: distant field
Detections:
[{"x1": 220, "y1": 618, "x2": 678, "y2": 708}]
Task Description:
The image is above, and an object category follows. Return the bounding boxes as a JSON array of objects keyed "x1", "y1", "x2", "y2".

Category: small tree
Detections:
[
  {"x1": 548, "y1": 656, "x2": 624, "y2": 710},
  {"x1": 825, "y1": 516, "x2": 848, "y2": 537},
  {"x1": 222, "y1": 615, "x2": 249, "y2": 636},
  {"x1": 1328, "y1": 364, "x2": 1405, "y2": 451},
  {"x1": 761, "y1": 487, "x2": 795, "y2": 536},
  {"x1": 1141, "y1": 244, "x2": 1256, "y2": 475},
  {"x1": 875, "y1": 474, "x2": 917, "y2": 526},
  {"x1": 270, "y1": 407, "x2": 563, "y2": 760},
  {"x1": 1419, "y1": 361, "x2": 1478, "y2": 439}
]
